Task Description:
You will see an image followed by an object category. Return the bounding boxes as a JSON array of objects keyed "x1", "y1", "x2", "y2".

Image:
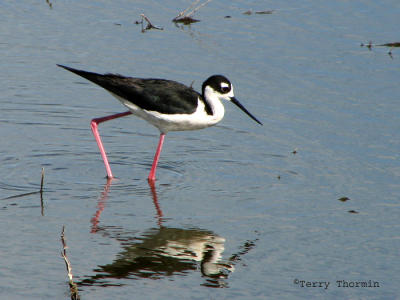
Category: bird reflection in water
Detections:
[{"x1": 85, "y1": 180, "x2": 257, "y2": 288}]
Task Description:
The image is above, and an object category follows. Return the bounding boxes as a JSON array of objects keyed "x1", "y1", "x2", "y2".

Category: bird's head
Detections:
[{"x1": 202, "y1": 75, "x2": 263, "y2": 125}]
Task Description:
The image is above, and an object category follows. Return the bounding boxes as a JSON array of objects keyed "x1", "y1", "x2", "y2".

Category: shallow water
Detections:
[{"x1": 0, "y1": 1, "x2": 399, "y2": 299}]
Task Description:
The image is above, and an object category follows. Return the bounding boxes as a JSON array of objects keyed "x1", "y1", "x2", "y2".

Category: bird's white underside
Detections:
[{"x1": 110, "y1": 88, "x2": 226, "y2": 133}]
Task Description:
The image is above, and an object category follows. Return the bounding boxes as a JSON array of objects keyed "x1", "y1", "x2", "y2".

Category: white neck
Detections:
[{"x1": 203, "y1": 86, "x2": 225, "y2": 123}]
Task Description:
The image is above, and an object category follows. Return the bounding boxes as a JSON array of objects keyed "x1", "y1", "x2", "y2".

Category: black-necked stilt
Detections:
[{"x1": 57, "y1": 64, "x2": 262, "y2": 181}]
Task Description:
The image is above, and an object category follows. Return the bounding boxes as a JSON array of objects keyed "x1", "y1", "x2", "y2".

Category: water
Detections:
[{"x1": 0, "y1": 1, "x2": 399, "y2": 299}]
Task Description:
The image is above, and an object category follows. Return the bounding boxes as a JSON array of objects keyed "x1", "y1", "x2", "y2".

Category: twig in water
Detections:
[
  {"x1": 338, "y1": 196, "x2": 350, "y2": 202},
  {"x1": 40, "y1": 167, "x2": 45, "y2": 194},
  {"x1": 137, "y1": 14, "x2": 163, "y2": 32},
  {"x1": 360, "y1": 41, "x2": 373, "y2": 50},
  {"x1": 173, "y1": 0, "x2": 213, "y2": 24},
  {"x1": 61, "y1": 226, "x2": 80, "y2": 300},
  {"x1": 243, "y1": 9, "x2": 274, "y2": 15},
  {"x1": 40, "y1": 192, "x2": 44, "y2": 216},
  {"x1": 255, "y1": 10, "x2": 274, "y2": 15},
  {"x1": 378, "y1": 42, "x2": 400, "y2": 58},
  {"x1": 1, "y1": 168, "x2": 46, "y2": 206},
  {"x1": 40, "y1": 167, "x2": 45, "y2": 215},
  {"x1": 185, "y1": 0, "x2": 213, "y2": 18},
  {"x1": 361, "y1": 41, "x2": 400, "y2": 57},
  {"x1": 175, "y1": 0, "x2": 201, "y2": 20},
  {"x1": 361, "y1": 41, "x2": 400, "y2": 48}
]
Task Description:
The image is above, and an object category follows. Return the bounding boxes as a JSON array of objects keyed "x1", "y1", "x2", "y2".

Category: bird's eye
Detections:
[
  {"x1": 220, "y1": 84, "x2": 231, "y2": 93},
  {"x1": 221, "y1": 87, "x2": 229, "y2": 93},
  {"x1": 220, "y1": 81, "x2": 231, "y2": 93}
]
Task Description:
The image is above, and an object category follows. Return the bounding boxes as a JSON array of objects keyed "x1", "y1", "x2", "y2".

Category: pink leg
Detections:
[
  {"x1": 148, "y1": 133, "x2": 165, "y2": 182},
  {"x1": 90, "y1": 111, "x2": 132, "y2": 179},
  {"x1": 148, "y1": 179, "x2": 164, "y2": 226}
]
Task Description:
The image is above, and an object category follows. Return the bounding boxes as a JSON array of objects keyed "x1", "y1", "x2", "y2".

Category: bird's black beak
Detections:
[{"x1": 230, "y1": 97, "x2": 263, "y2": 125}]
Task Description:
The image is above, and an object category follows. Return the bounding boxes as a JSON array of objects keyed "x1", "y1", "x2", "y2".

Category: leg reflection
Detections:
[
  {"x1": 90, "y1": 178, "x2": 112, "y2": 233},
  {"x1": 90, "y1": 179, "x2": 164, "y2": 233}
]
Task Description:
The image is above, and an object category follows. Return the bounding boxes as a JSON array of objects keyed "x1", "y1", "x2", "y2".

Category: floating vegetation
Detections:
[
  {"x1": 338, "y1": 196, "x2": 350, "y2": 202},
  {"x1": 173, "y1": 16, "x2": 200, "y2": 25},
  {"x1": 243, "y1": 10, "x2": 274, "y2": 15},
  {"x1": 379, "y1": 42, "x2": 400, "y2": 47},
  {"x1": 135, "y1": 14, "x2": 163, "y2": 32},
  {"x1": 338, "y1": 197, "x2": 359, "y2": 214},
  {"x1": 361, "y1": 41, "x2": 400, "y2": 57},
  {"x1": 173, "y1": 0, "x2": 213, "y2": 24},
  {"x1": 361, "y1": 41, "x2": 400, "y2": 48}
]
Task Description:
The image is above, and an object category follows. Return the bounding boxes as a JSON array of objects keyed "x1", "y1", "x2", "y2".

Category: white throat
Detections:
[{"x1": 203, "y1": 86, "x2": 225, "y2": 123}]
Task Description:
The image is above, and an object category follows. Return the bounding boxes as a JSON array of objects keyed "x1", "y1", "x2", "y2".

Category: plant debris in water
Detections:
[
  {"x1": 173, "y1": 0, "x2": 213, "y2": 24},
  {"x1": 361, "y1": 41, "x2": 400, "y2": 48},
  {"x1": 338, "y1": 196, "x2": 350, "y2": 202},
  {"x1": 135, "y1": 14, "x2": 163, "y2": 32},
  {"x1": 61, "y1": 226, "x2": 80, "y2": 300},
  {"x1": 243, "y1": 9, "x2": 274, "y2": 15},
  {"x1": 174, "y1": 16, "x2": 200, "y2": 25},
  {"x1": 361, "y1": 41, "x2": 400, "y2": 57},
  {"x1": 1, "y1": 168, "x2": 45, "y2": 208}
]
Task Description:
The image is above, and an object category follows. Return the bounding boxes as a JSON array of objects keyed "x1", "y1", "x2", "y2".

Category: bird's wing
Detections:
[{"x1": 58, "y1": 65, "x2": 200, "y2": 114}]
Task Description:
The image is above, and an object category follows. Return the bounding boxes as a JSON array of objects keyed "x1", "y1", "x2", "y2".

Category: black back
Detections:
[{"x1": 58, "y1": 65, "x2": 203, "y2": 115}]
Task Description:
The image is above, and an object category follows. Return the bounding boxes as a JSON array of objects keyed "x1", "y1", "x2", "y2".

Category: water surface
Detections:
[{"x1": 0, "y1": 1, "x2": 399, "y2": 299}]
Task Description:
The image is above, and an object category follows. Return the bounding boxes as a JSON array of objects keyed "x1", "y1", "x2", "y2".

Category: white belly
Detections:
[{"x1": 113, "y1": 94, "x2": 225, "y2": 133}]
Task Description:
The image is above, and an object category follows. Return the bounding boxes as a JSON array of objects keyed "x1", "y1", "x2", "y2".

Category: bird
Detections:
[{"x1": 57, "y1": 64, "x2": 262, "y2": 182}]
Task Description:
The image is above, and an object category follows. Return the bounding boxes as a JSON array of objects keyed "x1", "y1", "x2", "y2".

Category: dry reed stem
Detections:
[
  {"x1": 173, "y1": 0, "x2": 213, "y2": 22},
  {"x1": 139, "y1": 14, "x2": 163, "y2": 31},
  {"x1": 40, "y1": 167, "x2": 45, "y2": 194},
  {"x1": 61, "y1": 226, "x2": 80, "y2": 300}
]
